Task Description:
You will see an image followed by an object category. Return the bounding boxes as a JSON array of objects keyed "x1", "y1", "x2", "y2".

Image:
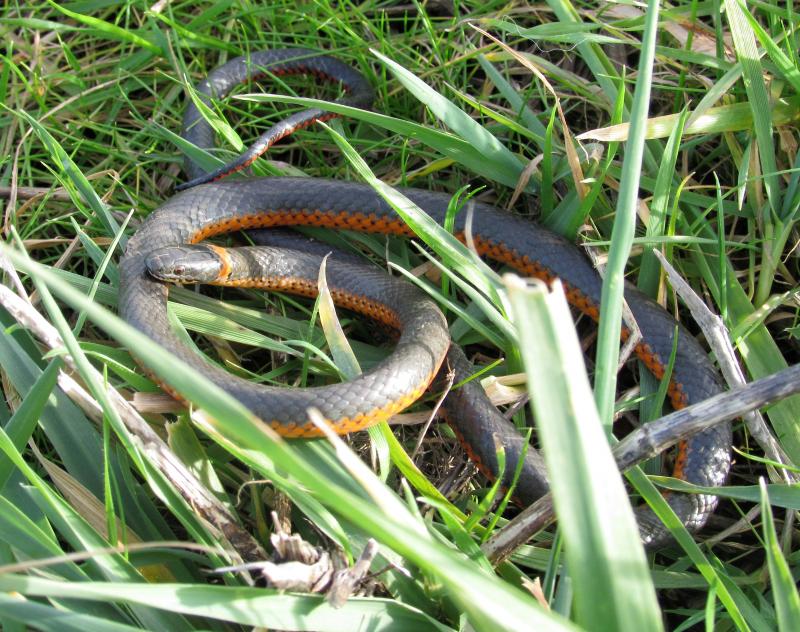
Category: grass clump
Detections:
[{"x1": 1, "y1": 1, "x2": 799, "y2": 630}]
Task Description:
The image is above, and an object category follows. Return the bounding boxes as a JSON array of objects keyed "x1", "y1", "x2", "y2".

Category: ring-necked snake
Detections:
[{"x1": 118, "y1": 49, "x2": 732, "y2": 548}]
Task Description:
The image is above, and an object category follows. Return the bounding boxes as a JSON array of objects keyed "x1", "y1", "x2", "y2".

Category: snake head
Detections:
[{"x1": 145, "y1": 245, "x2": 226, "y2": 284}]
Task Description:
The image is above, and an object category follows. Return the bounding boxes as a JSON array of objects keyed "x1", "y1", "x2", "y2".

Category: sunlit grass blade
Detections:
[
  {"x1": 2, "y1": 246, "x2": 575, "y2": 631},
  {"x1": 9, "y1": 108, "x2": 120, "y2": 236},
  {"x1": 3, "y1": 250, "x2": 239, "y2": 568},
  {"x1": 637, "y1": 107, "x2": 689, "y2": 423},
  {"x1": 371, "y1": 49, "x2": 528, "y2": 186},
  {"x1": 5, "y1": 2, "x2": 798, "y2": 627},
  {"x1": 236, "y1": 94, "x2": 530, "y2": 190},
  {"x1": 375, "y1": 424, "x2": 464, "y2": 518},
  {"x1": 0, "y1": 494, "x2": 90, "y2": 582},
  {"x1": 166, "y1": 417, "x2": 231, "y2": 509},
  {"x1": 0, "y1": 574, "x2": 453, "y2": 632},
  {"x1": 759, "y1": 480, "x2": 800, "y2": 630},
  {"x1": 0, "y1": 319, "x2": 113, "y2": 506},
  {"x1": 44, "y1": 0, "x2": 161, "y2": 54},
  {"x1": 593, "y1": 0, "x2": 661, "y2": 426},
  {"x1": 686, "y1": 247, "x2": 800, "y2": 463},
  {"x1": 182, "y1": 79, "x2": 245, "y2": 153},
  {"x1": 447, "y1": 84, "x2": 543, "y2": 144},
  {"x1": 390, "y1": 249, "x2": 512, "y2": 346},
  {"x1": 542, "y1": 0, "x2": 620, "y2": 105},
  {"x1": 0, "y1": 592, "x2": 144, "y2": 632},
  {"x1": 578, "y1": 96, "x2": 800, "y2": 141},
  {"x1": 653, "y1": 478, "x2": 800, "y2": 508},
  {"x1": 321, "y1": 122, "x2": 510, "y2": 318},
  {"x1": 623, "y1": 468, "x2": 755, "y2": 630},
  {"x1": 71, "y1": 213, "x2": 130, "y2": 336},
  {"x1": 0, "y1": 426, "x2": 191, "y2": 630},
  {"x1": 146, "y1": 11, "x2": 238, "y2": 54},
  {"x1": 315, "y1": 257, "x2": 390, "y2": 478},
  {"x1": 477, "y1": 54, "x2": 547, "y2": 138},
  {"x1": 723, "y1": 0, "x2": 780, "y2": 213},
  {"x1": 685, "y1": 65, "x2": 743, "y2": 129},
  {"x1": 739, "y1": 3, "x2": 800, "y2": 93},
  {"x1": 316, "y1": 256, "x2": 361, "y2": 379},
  {"x1": 485, "y1": 18, "x2": 623, "y2": 46},
  {"x1": 505, "y1": 276, "x2": 662, "y2": 631},
  {"x1": 0, "y1": 360, "x2": 60, "y2": 490}
]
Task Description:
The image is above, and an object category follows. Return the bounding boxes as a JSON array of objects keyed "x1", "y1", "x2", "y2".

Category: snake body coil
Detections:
[{"x1": 119, "y1": 49, "x2": 732, "y2": 547}]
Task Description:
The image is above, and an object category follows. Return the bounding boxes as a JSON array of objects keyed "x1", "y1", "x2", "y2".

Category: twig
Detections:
[
  {"x1": 483, "y1": 362, "x2": 800, "y2": 564},
  {"x1": 652, "y1": 249, "x2": 796, "y2": 483},
  {"x1": 0, "y1": 185, "x2": 73, "y2": 201},
  {"x1": 410, "y1": 358, "x2": 454, "y2": 461},
  {"x1": 703, "y1": 504, "x2": 762, "y2": 548},
  {"x1": 612, "y1": 363, "x2": 800, "y2": 471},
  {"x1": 327, "y1": 539, "x2": 379, "y2": 608},
  {"x1": 653, "y1": 250, "x2": 799, "y2": 553},
  {"x1": 482, "y1": 495, "x2": 555, "y2": 565},
  {"x1": 0, "y1": 280, "x2": 266, "y2": 563}
]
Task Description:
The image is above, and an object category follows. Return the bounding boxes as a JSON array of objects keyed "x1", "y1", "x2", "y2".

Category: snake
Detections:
[{"x1": 118, "y1": 49, "x2": 732, "y2": 548}]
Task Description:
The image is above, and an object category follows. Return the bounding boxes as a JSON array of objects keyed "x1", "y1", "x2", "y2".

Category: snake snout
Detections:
[{"x1": 145, "y1": 245, "x2": 223, "y2": 283}]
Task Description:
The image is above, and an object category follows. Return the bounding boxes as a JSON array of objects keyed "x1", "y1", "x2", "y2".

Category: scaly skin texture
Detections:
[
  {"x1": 120, "y1": 178, "x2": 732, "y2": 547},
  {"x1": 119, "y1": 50, "x2": 732, "y2": 547},
  {"x1": 180, "y1": 48, "x2": 374, "y2": 189}
]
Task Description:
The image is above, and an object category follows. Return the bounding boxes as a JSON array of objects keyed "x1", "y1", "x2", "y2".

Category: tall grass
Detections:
[{"x1": 0, "y1": 1, "x2": 798, "y2": 630}]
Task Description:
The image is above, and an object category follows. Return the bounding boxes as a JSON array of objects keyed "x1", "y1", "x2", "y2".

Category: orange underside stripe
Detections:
[
  {"x1": 186, "y1": 210, "x2": 691, "y2": 472},
  {"x1": 267, "y1": 376, "x2": 434, "y2": 438},
  {"x1": 210, "y1": 274, "x2": 403, "y2": 331},
  {"x1": 468, "y1": 233, "x2": 690, "y2": 478}
]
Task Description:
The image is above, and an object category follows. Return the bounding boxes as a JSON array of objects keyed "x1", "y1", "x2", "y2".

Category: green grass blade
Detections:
[
  {"x1": 0, "y1": 325, "x2": 107, "y2": 497},
  {"x1": 5, "y1": 251, "x2": 238, "y2": 566},
  {"x1": 486, "y1": 18, "x2": 624, "y2": 46},
  {"x1": 543, "y1": 0, "x2": 620, "y2": 106},
  {"x1": 578, "y1": 96, "x2": 800, "y2": 141},
  {"x1": 723, "y1": 0, "x2": 781, "y2": 213},
  {"x1": 638, "y1": 106, "x2": 690, "y2": 295},
  {"x1": 166, "y1": 418, "x2": 231, "y2": 510},
  {"x1": 622, "y1": 469, "x2": 752, "y2": 629},
  {"x1": 390, "y1": 250, "x2": 512, "y2": 346},
  {"x1": 371, "y1": 49, "x2": 528, "y2": 187},
  {"x1": 0, "y1": 495, "x2": 89, "y2": 582},
  {"x1": 0, "y1": 426, "x2": 191, "y2": 630},
  {"x1": 236, "y1": 94, "x2": 530, "y2": 190},
  {"x1": 9, "y1": 108, "x2": 120, "y2": 236},
  {"x1": 0, "y1": 592, "x2": 143, "y2": 632},
  {"x1": 0, "y1": 359, "x2": 60, "y2": 490},
  {"x1": 688, "y1": 247, "x2": 800, "y2": 463},
  {"x1": 737, "y1": 3, "x2": 800, "y2": 99},
  {"x1": 506, "y1": 276, "x2": 662, "y2": 631},
  {"x1": 45, "y1": 1, "x2": 161, "y2": 55},
  {"x1": 2, "y1": 246, "x2": 575, "y2": 632},
  {"x1": 316, "y1": 256, "x2": 361, "y2": 379},
  {"x1": 7, "y1": 3, "x2": 799, "y2": 627},
  {"x1": 593, "y1": 0, "x2": 661, "y2": 426},
  {"x1": 316, "y1": 255, "x2": 390, "y2": 479},
  {"x1": 320, "y1": 123, "x2": 510, "y2": 319},
  {"x1": 652, "y1": 479, "x2": 800, "y2": 509},
  {"x1": 759, "y1": 480, "x2": 800, "y2": 630},
  {"x1": 0, "y1": 574, "x2": 453, "y2": 632},
  {"x1": 684, "y1": 64, "x2": 743, "y2": 129},
  {"x1": 477, "y1": 54, "x2": 547, "y2": 138}
]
